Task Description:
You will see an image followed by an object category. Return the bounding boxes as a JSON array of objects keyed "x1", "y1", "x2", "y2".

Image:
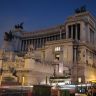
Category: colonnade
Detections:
[{"x1": 21, "y1": 32, "x2": 66, "y2": 51}]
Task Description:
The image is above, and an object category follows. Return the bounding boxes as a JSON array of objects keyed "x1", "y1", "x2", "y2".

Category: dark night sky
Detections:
[{"x1": 0, "y1": 0, "x2": 96, "y2": 46}]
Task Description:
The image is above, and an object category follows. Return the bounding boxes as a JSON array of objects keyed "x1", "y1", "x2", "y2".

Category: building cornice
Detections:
[
  {"x1": 21, "y1": 24, "x2": 65, "y2": 38},
  {"x1": 45, "y1": 39, "x2": 74, "y2": 46}
]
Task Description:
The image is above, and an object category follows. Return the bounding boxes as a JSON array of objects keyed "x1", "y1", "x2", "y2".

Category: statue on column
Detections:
[
  {"x1": 3, "y1": 22, "x2": 24, "y2": 52},
  {"x1": 4, "y1": 31, "x2": 14, "y2": 41},
  {"x1": 3, "y1": 30, "x2": 14, "y2": 51},
  {"x1": 0, "y1": 23, "x2": 24, "y2": 85}
]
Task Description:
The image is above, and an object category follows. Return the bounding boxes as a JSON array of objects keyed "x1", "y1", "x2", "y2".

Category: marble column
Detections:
[
  {"x1": 71, "y1": 25, "x2": 73, "y2": 39},
  {"x1": 66, "y1": 25, "x2": 68, "y2": 39},
  {"x1": 21, "y1": 40, "x2": 23, "y2": 51},
  {"x1": 76, "y1": 24, "x2": 78, "y2": 40},
  {"x1": 74, "y1": 46, "x2": 77, "y2": 63}
]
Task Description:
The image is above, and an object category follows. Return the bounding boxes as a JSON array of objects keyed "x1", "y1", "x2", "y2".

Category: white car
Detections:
[{"x1": 75, "y1": 93, "x2": 87, "y2": 96}]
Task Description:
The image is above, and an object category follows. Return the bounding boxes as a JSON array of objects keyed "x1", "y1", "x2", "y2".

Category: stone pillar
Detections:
[
  {"x1": 88, "y1": 25, "x2": 90, "y2": 43},
  {"x1": 36, "y1": 39, "x2": 38, "y2": 48},
  {"x1": 76, "y1": 24, "x2": 78, "y2": 40},
  {"x1": 43, "y1": 38, "x2": 45, "y2": 46},
  {"x1": 20, "y1": 40, "x2": 23, "y2": 51},
  {"x1": 41, "y1": 38, "x2": 43, "y2": 47},
  {"x1": 0, "y1": 59, "x2": 3, "y2": 69},
  {"x1": 45, "y1": 37, "x2": 47, "y2": 43},
  {"x1": 71, "y1": 25, "x2": 73, "y2": 39},
  {"x1": 27, "y1": 40, "x2": 29, "y2": 48},
  {"x1": 25, "y1": 40, "x2": 27, "y2": 51},
  {"x1": 66, "y1": 25, "x2": 68, "y2": 39},
  {"x1": 60, "y1": 27, "x2": 62, "y2": 39},
  {"x1": 24, "y1": 40, "x2": 26, "y2": 51},
  {"x1": 33, "y1": 39, "x2": 35, "y2": 48},
  {"x1": 17, "y1": 38, "x2": 21, "y2": 51},
  {"x1": 74, "y1": 46, "x2": 77, "y2": 63},
  {"x1": 23, "y1": 40, "x2": 25, "y2": 51},
  {"x1": 22, "y1": 40, "x2": 24, "y2": 51}
]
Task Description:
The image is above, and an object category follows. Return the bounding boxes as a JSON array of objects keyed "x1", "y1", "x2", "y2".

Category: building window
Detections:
[
  {"x1": 55, "y1": 46, "x2": 61, "y2": 52},
  {"x1": 68, "y1": 23, "x2": 80, "y2": 40},
  {"x1": 55, "y1": 54, "x2": 60, "y2": 60},
  {"x1": 78, "y1": 77, "x2": 82, "y2": 83}
]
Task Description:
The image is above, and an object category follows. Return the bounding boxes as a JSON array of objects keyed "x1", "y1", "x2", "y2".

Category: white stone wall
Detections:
[
  {"x1": 0, "y1": 60, "x2": 3, "y2": 68},
  {"x1": 45, "y1": 46, "x2": 54, "y2": 63},
  {"x1": 24, "y1": 58, "x2": 35, "y2": 69},
  {"x1": 85, "y1": 66, "x2": 96, "y2": 82},
  {"x1": 80, "y1": 21, "x2": 87, "y2": 42},
  {"x1": 34, "y1": 50, "x2": 42, "y2": 60},
  {"x1": 63, "y1": 45, "x2": 73, "y2": 66}
]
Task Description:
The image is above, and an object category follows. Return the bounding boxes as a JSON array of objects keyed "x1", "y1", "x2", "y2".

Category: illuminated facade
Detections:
[{"x1": 0, "y1": 10, "x2": 96, "y2": 85}]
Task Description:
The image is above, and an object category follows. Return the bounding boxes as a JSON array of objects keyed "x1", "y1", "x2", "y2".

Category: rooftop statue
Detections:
[
  {"x1": 75, "y1": 5, "x2": 86, "y2": 14},
  {"x1": 14, "y1": 22, "x2": 24, "y2": 29},
  {"x1": 4, "y1": 30, "x2": 14, "y2": 42}
]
